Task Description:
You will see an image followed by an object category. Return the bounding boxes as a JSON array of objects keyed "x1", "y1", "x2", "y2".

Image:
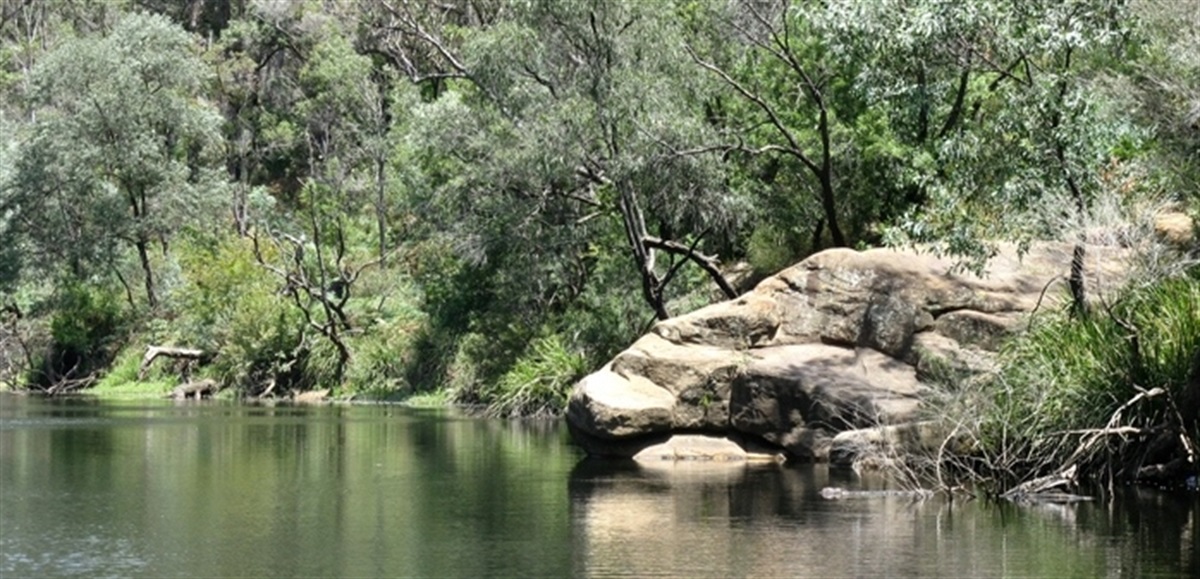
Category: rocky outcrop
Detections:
[{"x1": 567, "y1": 242, "x2": 1132, "y2": 462}]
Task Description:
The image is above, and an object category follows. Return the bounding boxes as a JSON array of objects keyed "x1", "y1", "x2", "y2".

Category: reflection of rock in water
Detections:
[
  {"x1": 567, "y1": 461, "x2": 1190, "y2": 577},
  {"x1": 567, "y1": 461, "x2": 880, "y2": 577}
]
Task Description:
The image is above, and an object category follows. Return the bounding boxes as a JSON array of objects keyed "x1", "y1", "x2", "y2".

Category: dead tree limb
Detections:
[
  {"x1": 139, "y1": 346, "x2": 210, "y2": 380},
  {"x1": 643, "y1": 235, "x2": 738, "y2": 299}
]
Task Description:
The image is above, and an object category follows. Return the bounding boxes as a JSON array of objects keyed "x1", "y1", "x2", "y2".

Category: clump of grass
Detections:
[
  {"x1": 484, "y1": 334, "x2": 589, "y2": 418},
  {"x1": 400, "y1": 389, "x2": 453, "y2": 408},
  {"x1": 942, "y1": 268, "x2": 1200, "y2": 490},
  {"x1": 996, "y1": 272, "x2": 1199, "y2": 433}
]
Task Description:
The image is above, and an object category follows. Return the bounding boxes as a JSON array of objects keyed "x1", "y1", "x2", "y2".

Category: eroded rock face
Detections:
[{"x1": 566, "y1": 242, "x2": 1132, "y2": 461}]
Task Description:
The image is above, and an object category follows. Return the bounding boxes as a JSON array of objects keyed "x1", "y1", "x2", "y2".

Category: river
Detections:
[{"x1": 0, "y1": 393, "x2": 1195, "y2": 577}]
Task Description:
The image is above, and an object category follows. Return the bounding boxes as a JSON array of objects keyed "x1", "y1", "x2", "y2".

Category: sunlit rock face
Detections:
[{"x1": 567, "y1": 241, "x2": 1132, "y2": 462}]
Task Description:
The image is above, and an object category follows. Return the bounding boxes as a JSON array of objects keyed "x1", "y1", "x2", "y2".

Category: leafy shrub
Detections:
[
  {"x1": 30, "y1": 282, "x2": 127, "y2": 387},
  {"x1": 173, "y1": 236, "x2": 303, "y2": 394},
  {"x1": 746, "y1": 224, "x2": 799, "y2": 277},
  {"x1": 344, "y1": 316, "x2": 425, "y2": 399},
  {"x1": 49, "y1": 282, "x2": 124, "y2": 361},
  {"x1": 340, "y1": 267, "x2": 429, "y2": 398}
]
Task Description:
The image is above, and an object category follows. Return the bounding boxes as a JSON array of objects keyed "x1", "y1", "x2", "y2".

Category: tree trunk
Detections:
[
  {"x1": 135, "y1": 237, "x2": 157, "y2": 309},
  {"x1": 618, "y1": 188, "x2": 670, "y2": 320},
  {"x1": 816, "y1": 106, "x2": 845, "y2": 247},
  {"x1": 376, "y1": 153, "x2": 387, "y2": 264},
  {"x1": 1069, "y1": 244, "x2": 1087, "y2": 318}
]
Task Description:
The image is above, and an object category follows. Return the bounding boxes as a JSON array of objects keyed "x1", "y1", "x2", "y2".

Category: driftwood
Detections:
[
  {"x1": 1000, "y1": 388, "x2": 1176, "y2": 502},
  {"x1": 169, "y1": 379, "x2": 219, "y2": 400},
  {"x1": 1001, "y1": 465, "x2": 1087, "y2": 502},
  {"x1": 139, "y1": 346, "x2": 210, "y2": 380}
]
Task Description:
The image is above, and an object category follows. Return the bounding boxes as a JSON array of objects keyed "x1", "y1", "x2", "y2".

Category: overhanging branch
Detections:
[{"x1": 642, "y1": 235, "x2": 738, "y2": 299}]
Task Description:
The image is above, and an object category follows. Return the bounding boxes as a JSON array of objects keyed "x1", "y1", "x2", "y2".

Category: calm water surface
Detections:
[{"x1": 1, "y1": 393, "x2": 1196, "y2": 578}]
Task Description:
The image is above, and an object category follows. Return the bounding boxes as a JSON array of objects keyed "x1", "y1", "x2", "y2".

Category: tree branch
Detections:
[{"x1": 642, "y1": 235, "x2": 738, "y2": 299}]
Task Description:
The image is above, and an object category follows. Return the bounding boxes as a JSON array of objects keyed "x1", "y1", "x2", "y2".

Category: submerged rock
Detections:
[
  {"x1": 631, "y1": 434, "x2": 785, "y2": 463},
  {"x1": 566, "y1": 242, "x2": 1132, "y2": 462},
  {"x1": 819, "y1": 487, "x2": 934, "y2": 500}
]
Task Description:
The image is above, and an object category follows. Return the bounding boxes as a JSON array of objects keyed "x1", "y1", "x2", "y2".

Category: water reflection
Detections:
[
  {"x1": 567, "y1": 459, "x2": 1198, "y2": 578},
  {"x1": 1, "y1": 394, "x2": 1196, "y2": 578},
  {"x1": 2, "y1": 396, "x2": 580, "y2": 578}
]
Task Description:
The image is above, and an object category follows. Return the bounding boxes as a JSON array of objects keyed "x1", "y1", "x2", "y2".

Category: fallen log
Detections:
[
  {"x1": 819, "y1": 487, "x2": 934, "y2": 501},
  {"x1": 139, "y1": 346, "x2": 210, "y2": 380}
]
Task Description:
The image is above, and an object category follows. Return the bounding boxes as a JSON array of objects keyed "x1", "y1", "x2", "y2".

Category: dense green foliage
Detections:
[
  {"x1": 999, "y1": 275, "x2": 1200, "y2": 437},
  {"x1": 0, "y1": 0, "x2": 1195, "y2": 427}
]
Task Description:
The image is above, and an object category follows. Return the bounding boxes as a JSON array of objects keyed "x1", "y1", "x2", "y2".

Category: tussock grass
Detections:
[
  {"x1": 996, "y1": 272, "x2": 1199, "y2": 434},
  {"x1": 931, "y1": 268, "x2": 1200, "y2": 492},
  {"x1": 483, "y1": 334, "x2": 589, "y2": 418}
]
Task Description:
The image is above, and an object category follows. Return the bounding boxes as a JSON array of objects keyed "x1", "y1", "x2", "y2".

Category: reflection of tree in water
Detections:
[{"x1": 1091, "y1": 488, "x2": 1198, "y2": 574}]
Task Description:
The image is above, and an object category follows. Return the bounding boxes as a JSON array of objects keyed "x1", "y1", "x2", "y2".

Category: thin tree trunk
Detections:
[
  {"x1": 376, "y1": 154, "x2": 387, "y2": 264},
  {"x1": 135, "y1": 237, "x2": 157, "y2": 309},
  {"x1": 618, "y1": 188, "x2": 669, "y2": 320},
  {"x1": 817, "y1": 108, "x2": 845, "y2": 247}
]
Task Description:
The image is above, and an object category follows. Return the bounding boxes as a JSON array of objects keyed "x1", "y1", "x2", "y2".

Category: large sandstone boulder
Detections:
[{"x1": 567, "y1": 242, "x2": 1132, "y2": 461}]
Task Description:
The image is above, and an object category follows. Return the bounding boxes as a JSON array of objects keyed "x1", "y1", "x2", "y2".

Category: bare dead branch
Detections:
[{"x1": 139, "y1": 346, "x2": 210, "y2": 380}]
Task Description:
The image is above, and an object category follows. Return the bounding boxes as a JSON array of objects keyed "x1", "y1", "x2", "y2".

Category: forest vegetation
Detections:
[{"x1": 0, "y1": 0, "x2": 1197, "y2": 485}]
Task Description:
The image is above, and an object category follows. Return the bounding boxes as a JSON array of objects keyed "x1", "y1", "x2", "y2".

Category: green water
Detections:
[{"x1": 1, "y1": 393, "x2": 1196, "y2": 578}]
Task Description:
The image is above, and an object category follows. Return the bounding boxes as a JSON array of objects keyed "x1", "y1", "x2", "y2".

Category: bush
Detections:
[
  {"x1": 29, "y1": 282, "x2": 128, "y2": 388},
  {"x1": 341, "y1": 267, "x2": 429, "y2": 398},
  {"x1": 173, "y1": 236, "x2": 303, "y2": 395},
  {"x1": 746, "y1": 224, "x2": 799, "y2": 277},
  {"x1": 49, "y1": 282, "x2": 124, "y2": 361}
]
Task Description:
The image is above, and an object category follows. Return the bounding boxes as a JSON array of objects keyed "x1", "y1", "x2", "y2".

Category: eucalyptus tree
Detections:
[
  {"x1": 210, "y1": 2, "x2": 313, "y2": 232},
  {"x1": 297, "y1": 19, "x2": 400, "y2": 264},
  {"x1": 693, "y1": 0, "x2": 1137, "y2": 294},
  {"x1": 865, "y1": 0, "x2": 1137, "y2": 311},
  {"x1": 1125, "y1": 0, "x2": 1200, "y2": 199},
  {"x1": 253, "y1": 15, "x2": 404, "y2": 386},
  {"x1": 685, "y1": 0, "x2": 926, "y2": 251},
  {"x1": 402, "y1": 0, "x2": 745, "y2": 323},
  {"x1": 3, "y1": 12, "x2": 225, "y2": 308}
]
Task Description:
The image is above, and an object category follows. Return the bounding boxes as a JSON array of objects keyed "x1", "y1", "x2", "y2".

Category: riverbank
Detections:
[{"x1": 66, "y1": 373, "x2": 457, "y2": 408}]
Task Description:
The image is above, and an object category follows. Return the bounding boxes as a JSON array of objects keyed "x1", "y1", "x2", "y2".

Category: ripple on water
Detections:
[{"x1": 0, "y1": 527, "x2": 149, "y2": 578}]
